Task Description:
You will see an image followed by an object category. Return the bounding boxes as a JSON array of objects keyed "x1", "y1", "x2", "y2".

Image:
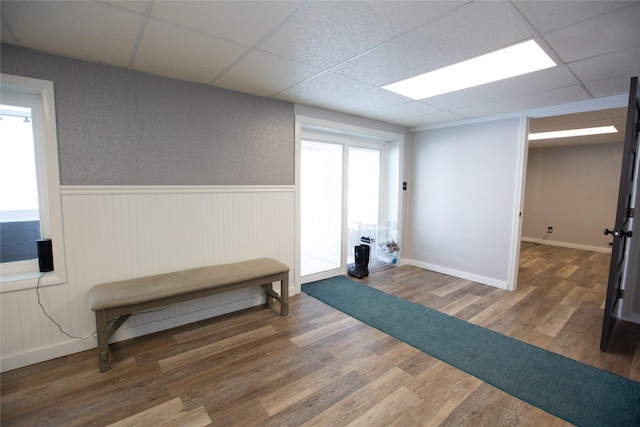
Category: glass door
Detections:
[
  {"x1": 300, "y1": 140, "x2": 344, "y2": 277},
  {"x1": 347, "y1": 146, "x2": 382, "y2": 265},
  {"x1": 297, "y1": 118, "x2": 403, "y2": 288},
  {"x1": 300, "y1": 137, "x2": 387, "y2": 280}
]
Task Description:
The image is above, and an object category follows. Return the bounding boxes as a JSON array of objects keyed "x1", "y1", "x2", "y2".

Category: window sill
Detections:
[{"x1": 0, "y1": 271, "x2": 66, "y2": 293}]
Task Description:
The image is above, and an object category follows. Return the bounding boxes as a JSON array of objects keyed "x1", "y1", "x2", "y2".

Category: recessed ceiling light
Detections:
[
  {"x1": 528, "y1": 126, "x2": 618, "y2": 140},
  {"x1": 382, "y1": 40, "x2": 556, "y2": 100}
]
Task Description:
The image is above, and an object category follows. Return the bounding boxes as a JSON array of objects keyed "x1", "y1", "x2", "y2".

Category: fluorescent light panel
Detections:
[
  {"x1": 529, "y1": 125, "x2": 618, "y2": 140},
  {"x1": 382, "y1": 40, "x2": 556, "y2": 100}
]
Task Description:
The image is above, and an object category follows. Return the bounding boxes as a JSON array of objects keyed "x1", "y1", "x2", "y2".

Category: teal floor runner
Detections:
[{"x1": 302, "y1": 276, "x2": 640, "y2": 427}]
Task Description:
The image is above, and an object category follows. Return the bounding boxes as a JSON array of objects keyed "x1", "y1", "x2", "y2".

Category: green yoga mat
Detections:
[{"x1": 302, "y1": 276, "x2": 640, "y2": 427}]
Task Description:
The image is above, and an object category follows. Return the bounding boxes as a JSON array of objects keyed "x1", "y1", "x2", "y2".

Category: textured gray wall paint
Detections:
[{"x1": 1, "y1": 45, "x2": 294, "y2": 185}]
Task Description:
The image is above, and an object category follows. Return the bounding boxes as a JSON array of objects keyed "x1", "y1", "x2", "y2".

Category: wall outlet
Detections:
[{"x1": 547, "y1": 226, "x2": 553, "y2": 233}]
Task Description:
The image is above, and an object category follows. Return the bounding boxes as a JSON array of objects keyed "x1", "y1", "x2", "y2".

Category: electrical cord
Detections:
[
  {"x1": 36, "y1": 271, "x2": 96, "y2": 340},
  {"x1": 36, "y1": 272, "x2": 172, "y2": 340},
  {"x1": 533, "y1": 230, "x2": 551, "y2": 245}
]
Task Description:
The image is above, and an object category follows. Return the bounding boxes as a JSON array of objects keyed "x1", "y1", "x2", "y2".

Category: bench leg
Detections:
[
  {"x1": 265, "y1": 283, "x2": 274, "y2": 306},
  {"x1": 95, "y1": 310, "x2": 110, "y2": 372},
  {"x1": 261, "y1": 277, "x2": 288, "y2": 316},
  {"x1": 281, "y1": 275, "x2": 289, "y2": 316}
]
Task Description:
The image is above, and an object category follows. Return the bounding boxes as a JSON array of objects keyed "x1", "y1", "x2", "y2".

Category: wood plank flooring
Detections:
[{"x1": 2, "y1": 243, "x2": 639, "y2": 426}]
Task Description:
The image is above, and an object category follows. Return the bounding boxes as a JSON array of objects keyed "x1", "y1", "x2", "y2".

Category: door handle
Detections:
[{"x1": 603, "y1": 228, "x2": 633, "y2": 238}]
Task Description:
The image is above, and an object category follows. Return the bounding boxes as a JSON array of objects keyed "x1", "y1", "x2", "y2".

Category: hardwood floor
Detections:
[{"x1": 2, "y1": 243, "x2": 639, "y2": 426}]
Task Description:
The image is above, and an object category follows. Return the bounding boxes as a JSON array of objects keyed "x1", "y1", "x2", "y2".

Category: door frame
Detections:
[
  {"x1": 294, "y1": 115, "x2": 405, "y2": 292},
  {"x1": 514, "y1": 94, "x2": 630, "y2": 289}
]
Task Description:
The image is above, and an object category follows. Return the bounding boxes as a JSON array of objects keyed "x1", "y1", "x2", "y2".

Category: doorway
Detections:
[
  {"x1": 522, "y1": 108, "x2": 627, "y2": 252},
  {"x1": 296, "y1": 117, "x2": 404, "y2": 288},
  {"x1": 300, "y1": 140, "x2": 344, "y2": 276},
  {"x1": 300, "y1": 140, "x2": 386, "y2": 277},
  {"x1": 519, "y1": 106, "x2": 639, "y2": 318}
]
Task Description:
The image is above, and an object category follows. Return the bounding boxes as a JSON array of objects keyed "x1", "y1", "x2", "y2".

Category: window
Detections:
[
  {"x1": 1, "y1": 104, "x2": 40, "y2": 263},
  {"x1": 1, "y1": 74, "x2": 66, "y2": 291}
]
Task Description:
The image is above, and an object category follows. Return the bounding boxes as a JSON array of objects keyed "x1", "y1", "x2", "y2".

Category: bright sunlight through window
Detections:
[{"x1": 0, "y1": 104, "x2": 41, "y2": 263}]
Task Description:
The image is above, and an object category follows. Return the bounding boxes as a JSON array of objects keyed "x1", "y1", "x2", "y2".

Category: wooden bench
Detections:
[{"x1": 88, "y1": 257, "x2": 289, "y2": 372}]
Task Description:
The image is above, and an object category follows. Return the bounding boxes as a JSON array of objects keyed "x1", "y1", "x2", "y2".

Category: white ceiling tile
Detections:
[
  {"x1": 148, "y1": 1, "x2": 304, "y2": 47},
  {"x1": 423, "y1": 66, "x2": 580, "y2": 111},
  {"x1": 332, "y1": 1, "x2": 537, "y2": 86},
  {"x1": 1, "y1": 1, "x2": 142, "y2": 67},
  {"x1": 322, "y1": 88, "x2": 413, "y2": 115},
  {"x1": 132, "y1": 18, "x2": 248, "y2": 84},
  {"x1": 451, "y1": 85, "x2": 592, "y2": 118},
  {"x1": 543, "y1": 3, "x2": 640, "y2": 63},
  {"x1": 260, "y1": 0, "x2": 466, "y2": 69},
  {"x1": 364, "y1": 101, "x2": 441, "y2": 122},
  {"x1": 583, "y1": 76, "x2": 637, "y2": 98},
  {"x1": 1, "y1": 0, "x2": 634, "y2": 131},
  {"x1": 320, "y1": 103, "x2": 370, "y2": 117},
  {"x1": 613, "y1": 113, "x2": 630, "y2": 128},
  {"x1": 273, "y1": 73, "x2": 373, "y2": 106},
  {"x1": 390, "y1": 111, "x2": 466, "y2": 128},
  {"x1": 512, "y1": 0, "x2": 633, "y2": 34},
  {"x1": 213, "y1": 50, "x2": 321, "y2": 97},
  {"x1": 104, "y1": 1, "x2": 149, "y2": 14},
  {"x1": 1, "y1": 21, "x2": 18, "y2": 45},
  {"x1": 568, "y1": 46, "x2": 640, "y2": 85}
]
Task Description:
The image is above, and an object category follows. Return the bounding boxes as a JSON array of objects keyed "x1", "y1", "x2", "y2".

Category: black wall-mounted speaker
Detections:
[{"x1": 37, "y1": 238, "x2": 54, "y2": 272}]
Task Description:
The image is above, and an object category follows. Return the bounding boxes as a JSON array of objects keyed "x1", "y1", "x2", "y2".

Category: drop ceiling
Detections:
[
  {"x1": 529, "y1": 107, "x2": 628, "y2": 148},
  {"x1": 1, "y1": 0, "x2": 639, "y2": 133}
]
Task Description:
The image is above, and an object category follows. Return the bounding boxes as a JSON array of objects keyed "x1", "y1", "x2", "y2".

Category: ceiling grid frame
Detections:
[{"x1": 0, "y1": 0, "x2": 637, "y2": 134}]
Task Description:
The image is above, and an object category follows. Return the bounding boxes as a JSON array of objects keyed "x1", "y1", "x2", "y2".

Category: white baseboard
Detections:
[
  {"x1": 521, "y1": 237, "x2": 612, "y2": 253},
  {"x1": 0, "y1": 336, "x2": 96, "y2": 373},
  {"x1": 402, "y1": 259, "x2": 509, "y2": 290},
  {"x1": 0, "y1": 296, "x2": 263, "y2": 373},
  {"x1": 109, "y1": 296, "x2": 264, "y2": 342}
]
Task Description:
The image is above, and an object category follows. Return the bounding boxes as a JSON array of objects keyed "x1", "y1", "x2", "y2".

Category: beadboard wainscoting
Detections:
[{"x1": 0, "y1": 185, "x2": 295, "y2": 372}]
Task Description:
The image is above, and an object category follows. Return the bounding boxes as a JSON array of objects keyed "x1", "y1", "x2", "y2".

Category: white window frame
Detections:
[{"x1": 1, "y1": 73, "x2": 67, "y2": 292}]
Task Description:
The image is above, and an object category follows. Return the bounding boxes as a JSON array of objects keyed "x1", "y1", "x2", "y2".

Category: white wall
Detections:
[
  {"x1": 406, "y1": 118, "x2": 526, "y2": 289},
  {"x1": 0, "y1": 186, "x2": 294, "y2": 371}
]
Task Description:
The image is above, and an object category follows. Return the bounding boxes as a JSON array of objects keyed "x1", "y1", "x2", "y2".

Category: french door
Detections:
[
  {"x1": 300, "y1": 139, "x2": 385, "y2": 281},
  {"x1": 300, "y1": 140, "x2": 344, "y2": 277}
]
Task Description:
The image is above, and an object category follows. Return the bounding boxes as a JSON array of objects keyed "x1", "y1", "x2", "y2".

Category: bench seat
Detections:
[{"x1": 89, "y1": 257, "x2": 289, "y2": 372}]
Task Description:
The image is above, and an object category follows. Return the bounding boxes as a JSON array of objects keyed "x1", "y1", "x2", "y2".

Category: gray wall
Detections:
[
  {"x1": 1, "y1": 45, "x2": 294, "y2": 185},
  {"x1": 407, "y1": 118, "x2": 524, "y2": 287},
  {"x1": 522, "y1": 142, "x2": 623, "y2": 249}
]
